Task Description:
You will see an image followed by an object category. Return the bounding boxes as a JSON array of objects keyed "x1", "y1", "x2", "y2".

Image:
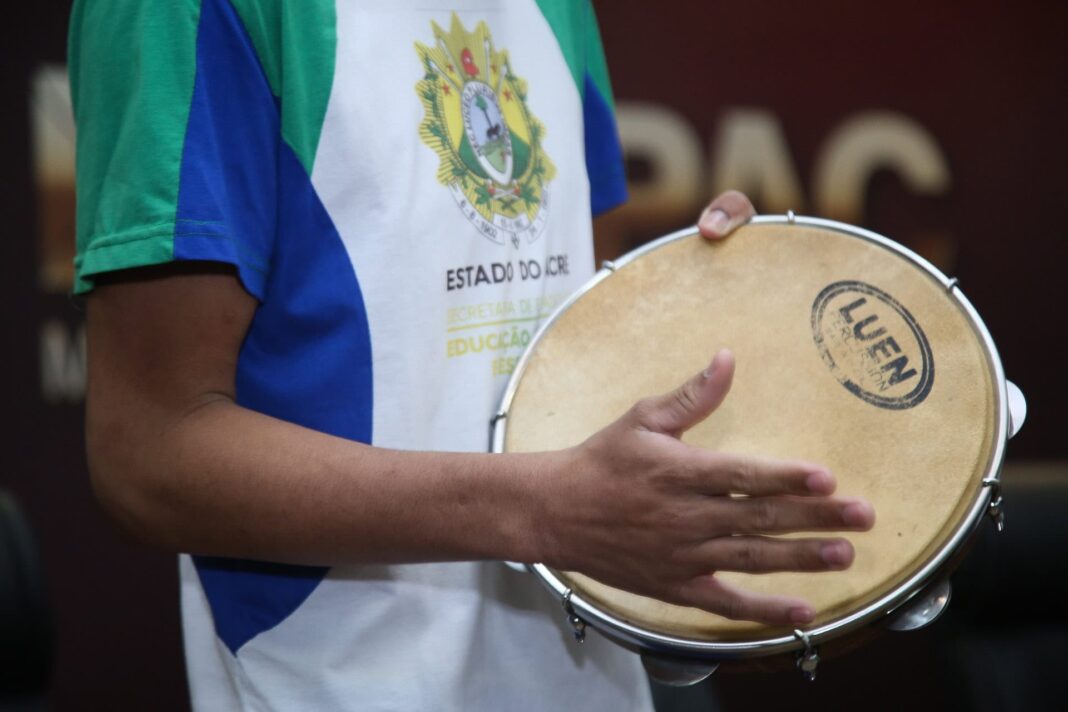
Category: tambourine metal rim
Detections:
[{"x1": 492, "y1": 214, "x2": 1009, "y2": 660}]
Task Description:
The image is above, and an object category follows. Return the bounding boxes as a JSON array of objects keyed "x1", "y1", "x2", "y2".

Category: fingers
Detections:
[
  {"x1": 668, "y1": 537, "x2": 862, "y2": 624},
  {"x1": 691, "y1": 453, "x2": 837, "y2": 497},
  {"x1": 675, "y1": 574, "x2": 816, "y2": 626},
  {"x1": 632, "y1": 349, "x2": 735, "y2": 437},
  {"x1": 697, "y1": 190, "x2": 756, "y2": 240},
  {"x1": 720, "y1": 496, "x2": 876, "y2": 535},
  {"x1": 696, "y1": 536, "x2": 855, "y2": 574}
]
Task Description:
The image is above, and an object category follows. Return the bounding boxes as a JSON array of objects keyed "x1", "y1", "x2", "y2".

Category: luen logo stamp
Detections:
[{"x1": 811, "y1": 280, "x2": 934, "y2": 410}]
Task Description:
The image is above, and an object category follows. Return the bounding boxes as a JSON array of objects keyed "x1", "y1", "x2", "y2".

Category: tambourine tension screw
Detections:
[
  {"x1": 793, "y1": 629, "x2": 819, "y2": 681},
  {"x1": 982, "y1": 478, "x2": 1006, "y2": 533},
  {"x1": 562, "y1": 589, "x2": 587, "y2": 643}
]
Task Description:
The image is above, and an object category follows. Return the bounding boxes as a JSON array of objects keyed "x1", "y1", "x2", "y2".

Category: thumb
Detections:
[
  {"x1": 635, "y1": 349, "x2": 735, "y2": 437},
  {"x1": 698, "y1": 190, "x2": 756, "y2": 240}
]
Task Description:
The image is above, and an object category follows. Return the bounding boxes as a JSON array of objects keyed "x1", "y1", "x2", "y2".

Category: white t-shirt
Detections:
[{"x1": 72, "y1": 0, "x2": 649, "y2": 709}]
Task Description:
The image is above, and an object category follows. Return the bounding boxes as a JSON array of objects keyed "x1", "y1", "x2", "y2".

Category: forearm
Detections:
[
  {"x1": 82, "y1": 242, "x2": 875, "y2": 626},
  {"x1": 88, "y1": 394, "x2": 557, "y2": 567}
]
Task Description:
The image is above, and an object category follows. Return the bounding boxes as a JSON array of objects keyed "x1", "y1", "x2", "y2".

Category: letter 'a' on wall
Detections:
[{"x1": 709, "y1": 108, "x2": 805, "y2": 214}]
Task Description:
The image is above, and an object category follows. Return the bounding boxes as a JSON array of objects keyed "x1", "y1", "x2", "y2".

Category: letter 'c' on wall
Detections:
[{"x1": 813, "y1": 111, "x2": 951, "y2": 223}]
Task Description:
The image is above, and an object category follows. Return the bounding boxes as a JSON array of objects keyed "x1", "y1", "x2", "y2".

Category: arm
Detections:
[
  {"x1": 86, "y1": 262, "x2": 548, "y2": 568},
  {"x1": 86, "y1": 202, "x2": 873, "y2": 627}
]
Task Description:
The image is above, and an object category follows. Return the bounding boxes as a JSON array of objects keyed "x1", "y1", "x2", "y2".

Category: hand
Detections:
[
  {"x1": 697, "y1": 190, "x2": 756, "y2": 240},
  {"x1": 541, "y1": 349, "x2": 875, "y2": 626}
]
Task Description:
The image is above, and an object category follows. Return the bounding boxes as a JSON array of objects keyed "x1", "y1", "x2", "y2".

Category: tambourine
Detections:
[{"x1": 492, "y1": 215, "x2": 1026, "y2": 684}]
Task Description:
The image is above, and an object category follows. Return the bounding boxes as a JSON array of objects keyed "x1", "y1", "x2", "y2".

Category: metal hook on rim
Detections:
[
  {"x1": 793, "y1": 629, "x2": 820, "y2": 681},
  {"x1": 561, "y1": 589, "x2": 587, "y2": 643},
  {"x1": 982, "y1": 477, "x2": 1005, "y2": 532}
]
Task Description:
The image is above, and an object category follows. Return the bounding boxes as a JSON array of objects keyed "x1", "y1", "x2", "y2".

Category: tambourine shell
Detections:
[{"x1": 497, "y1": 216, "x2": 1007, "y2": 658}]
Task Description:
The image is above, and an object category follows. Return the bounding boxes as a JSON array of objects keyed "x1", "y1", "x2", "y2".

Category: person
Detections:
[{"x1": 70, "y1": 1, "x2": 874, "y2": 709}]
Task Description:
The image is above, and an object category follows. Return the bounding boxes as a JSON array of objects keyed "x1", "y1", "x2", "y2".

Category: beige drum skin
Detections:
[{"x1": 493, "y1": 216, "x2": 1015, "y2": 678}]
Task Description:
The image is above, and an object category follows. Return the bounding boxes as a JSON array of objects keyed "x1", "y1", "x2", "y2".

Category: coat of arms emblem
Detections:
[{"x1": 415, "y1": 15, "x2": 555, "y2": 247}]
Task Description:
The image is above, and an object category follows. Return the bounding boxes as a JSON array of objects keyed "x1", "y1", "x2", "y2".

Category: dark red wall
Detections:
[
  {"x1": 594, "y1": 0, "x2": 1066, "y2": 460},
  {"x1": 2, "y1": 2, "x2": 1064, "y2": 710}
]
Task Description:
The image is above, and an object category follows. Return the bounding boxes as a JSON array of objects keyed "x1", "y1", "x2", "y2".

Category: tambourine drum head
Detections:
[{"x1": 504, "y1": 222, "x2": 998, "y2": 641}]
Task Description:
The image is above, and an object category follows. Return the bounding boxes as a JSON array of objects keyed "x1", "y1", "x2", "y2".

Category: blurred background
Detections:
[{"x1": 2, "y1": 0, "x2": 1065, "y2": 709}]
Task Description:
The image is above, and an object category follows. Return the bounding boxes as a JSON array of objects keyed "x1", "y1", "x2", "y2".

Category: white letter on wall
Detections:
[
  {"x1": 813, "y1": 111, "x2": 950, "y2": 223},
  {"x1": 40, "y1": 320, "x2": 86, "y2": 403},
  {"x1": 615, "y1": 101, "x2": 704, "y2": 218},
  {"x1": 710, "y1": 109, "x2": 805, "y2": 213}
]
